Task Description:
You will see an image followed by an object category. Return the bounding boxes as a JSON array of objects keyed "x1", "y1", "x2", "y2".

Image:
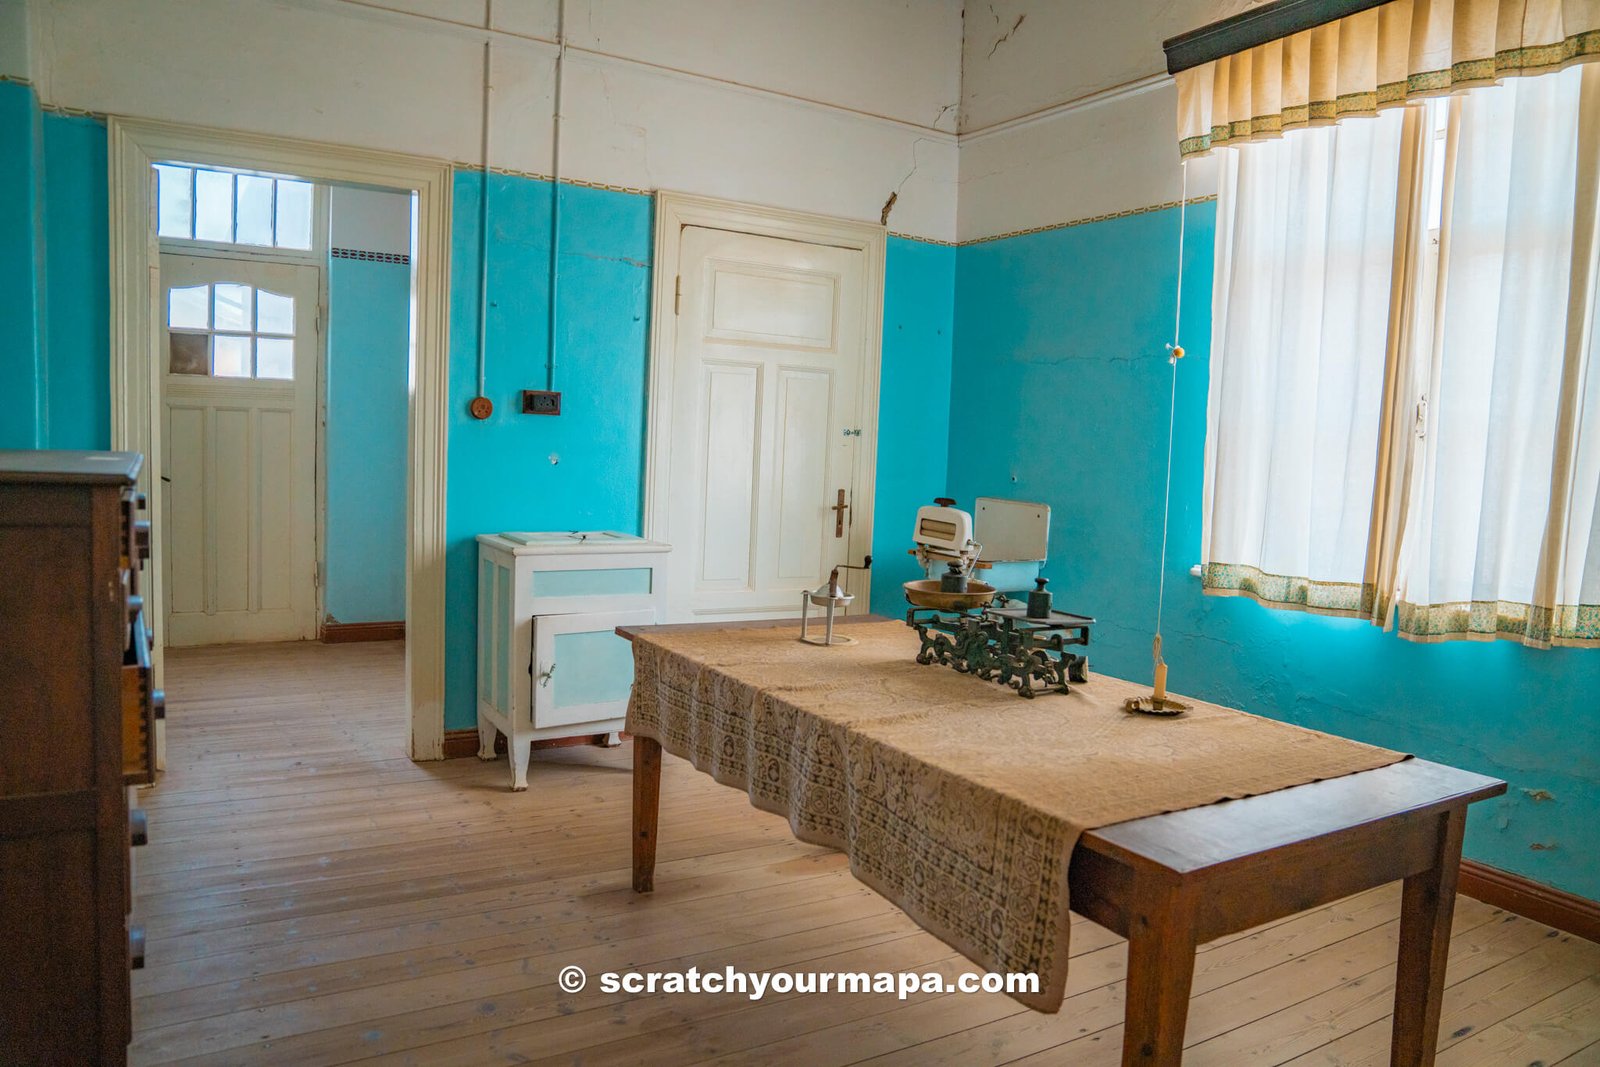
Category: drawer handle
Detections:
[
  {"x1": 129, "y1": 808, "x2": 148, "y2": 847},
  {"x1": 129, "y1": 613, "x2": 152, "y2": 671}
]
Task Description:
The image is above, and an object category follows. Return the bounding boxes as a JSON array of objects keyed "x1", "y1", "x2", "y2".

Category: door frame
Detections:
[
  {"x1": 643, "y1": 191, "x2": 886, "y2": 614},
  {"x1": 109, "y1": 117, "x2": 453, "y2": 761}
]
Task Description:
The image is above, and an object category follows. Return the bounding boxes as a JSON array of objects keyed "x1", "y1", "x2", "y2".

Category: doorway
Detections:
[
  {"x1": 645, "y1": 193, "x2": 887, "y2": 621},
  {"x1": 108, "y1": 119, "x2": 454, "y2": 761}
]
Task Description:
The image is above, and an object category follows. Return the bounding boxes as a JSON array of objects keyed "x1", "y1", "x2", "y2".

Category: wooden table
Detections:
[{"x1": 619, "y1": 619, "x2": 1506, "y2": 1066}]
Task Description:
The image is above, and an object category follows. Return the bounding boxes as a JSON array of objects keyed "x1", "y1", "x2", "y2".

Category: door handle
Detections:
[{"x1": 831, "y1": 489, "x2": 849, "y2": 538}]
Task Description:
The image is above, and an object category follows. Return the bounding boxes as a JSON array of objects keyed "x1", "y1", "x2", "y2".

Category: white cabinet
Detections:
[{"x1": 476, "y1": 531, "x2": 669, "y2": 790}]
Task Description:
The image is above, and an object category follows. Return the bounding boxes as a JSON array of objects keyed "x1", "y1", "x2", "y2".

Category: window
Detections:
[
  {"x1": 154, "y1": 164, "x2": 314, "y2": 250},
  {"x1": 167, "y1": 283, "x2": 296, "y2": 380},
  {"x1": 1203, "y1": 64, "x2": 1600, "y2": 648}
]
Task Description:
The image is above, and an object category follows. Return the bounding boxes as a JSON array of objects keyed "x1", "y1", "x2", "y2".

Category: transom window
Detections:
[
  {"x1": 155, "y1": 164, "x2": 314, "y2": 250},
  {"x1": 168, "y1": 284, "x2": 296, "y2": 380}
]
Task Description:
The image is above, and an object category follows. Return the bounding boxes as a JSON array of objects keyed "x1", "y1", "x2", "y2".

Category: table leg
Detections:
[
  {"x1": 1391, "y1": 806, "x2": 1467, "y2": 1067},
  {"x1": 632, "y1": 735, "x2": 662, "y2": 893},
  {"x1": 1122, "y1": 878, "x2": 1198, "y2": 1067}
]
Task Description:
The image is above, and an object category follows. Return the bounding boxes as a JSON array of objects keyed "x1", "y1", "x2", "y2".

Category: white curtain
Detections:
[
  {"x1": 1396, "y1": 64, "x2": 1600, "y2": 645},
  {"x1": 1202, "y1": 108, "x2": 1409, "y2": 613}
]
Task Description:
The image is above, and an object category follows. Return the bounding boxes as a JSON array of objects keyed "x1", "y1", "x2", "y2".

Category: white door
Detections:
[
  {"x1": 159, "y1": 254, "x2": 321, "y2": 646},
  {"x1": 665, "y1": 226, "x2": 870, "y2": 619}
]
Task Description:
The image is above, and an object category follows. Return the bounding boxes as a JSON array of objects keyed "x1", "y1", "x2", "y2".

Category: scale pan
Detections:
[{"x1": 902, "y1": 579, "x2": 997, "y2": 611}]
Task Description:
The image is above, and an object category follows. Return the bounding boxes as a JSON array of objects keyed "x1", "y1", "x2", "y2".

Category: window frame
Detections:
[
  {"x1": 153, "y1": 162, "x2": 329, "y2": 267},
  {"x1": 165, "y1": 279, "x2": 301, "y2": 381}
]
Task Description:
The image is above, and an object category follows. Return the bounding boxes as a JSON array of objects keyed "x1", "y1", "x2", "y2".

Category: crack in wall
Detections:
[
  {"x1": 988, "y1": 13, "x2": 1024, "y2": 59},
  {"x1": 592, "y1": 65, "x2": 655, "y2": 188}
]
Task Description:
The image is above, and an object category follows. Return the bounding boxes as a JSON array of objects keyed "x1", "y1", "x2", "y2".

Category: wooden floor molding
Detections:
[
  {"x1": 319, "y1": 620, "x2": 405, "y2": 643},
  {"x1": 130, "y1": 641, "x2": 1600, "y2": 1066},
  {"x1": 1461, "y1": 859, "x2": 1600, "y2": 947}
]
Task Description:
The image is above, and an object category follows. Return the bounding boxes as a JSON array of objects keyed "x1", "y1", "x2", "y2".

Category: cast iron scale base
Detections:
[{"x1": 906, "y1": 604, "x2": 1094, "y2": 698}]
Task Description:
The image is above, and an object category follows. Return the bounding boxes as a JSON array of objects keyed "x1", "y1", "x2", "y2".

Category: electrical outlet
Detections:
[{"x1": 521, "y1": 390, "x2": 561, "y2": 416}]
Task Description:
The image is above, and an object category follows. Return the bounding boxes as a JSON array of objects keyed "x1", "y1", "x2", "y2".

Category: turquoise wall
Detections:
[
  {"x1": 441, "y1": 171, "x2": 958, "y2": 731},
  {"x1": 324, "y1": 257, "x2": 410, "y2": 624},
  {"x1": 0, "y1": 80, "x2": 43, "y2": 446},
  {"x1": 0, "y1": 83, "x2": 109, "y2": 450},
  {"x1": 947, "y1": 203, "x2": 1600, "y2": 901},
  {"x1": 443, "y1": 174, "x2": 654, "y2": 732},
  {"x1": 40, "y1": 110, "x2": 110, "y2": 450},
  {"x1": 870, "y1": 237, "x2": 956, "y2": 617}
]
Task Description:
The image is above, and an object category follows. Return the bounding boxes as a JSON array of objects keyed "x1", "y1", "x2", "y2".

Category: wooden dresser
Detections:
[{"x1": 0, "y1": 450, "x2": 160, "y2": 1066}]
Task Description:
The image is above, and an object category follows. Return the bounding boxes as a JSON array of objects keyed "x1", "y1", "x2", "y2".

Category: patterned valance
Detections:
[{"x1": 1176, "y1": 0, "x2": 1600, "y2": 156}]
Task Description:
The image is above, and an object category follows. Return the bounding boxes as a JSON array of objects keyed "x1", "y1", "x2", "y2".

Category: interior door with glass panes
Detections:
[{"x1": 160, "y1": 254, "x2": 321, "y2": 645}]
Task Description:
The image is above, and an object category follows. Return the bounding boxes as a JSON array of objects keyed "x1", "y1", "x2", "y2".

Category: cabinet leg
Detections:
[
  {"x1": 603, "y1": 731, "x2": 623, "y2": 747},
  {"x1": 476, "y1": 715, "x2": 498, "y2": 761},
  {"x1": 510, "y1": 739, "x2": 531, "y2": 791}
]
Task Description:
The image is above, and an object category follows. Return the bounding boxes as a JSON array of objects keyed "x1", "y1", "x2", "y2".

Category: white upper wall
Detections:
[
  {"x1": 23, "y1": 0, "x2": 963, "y2": 241},
  {"x1": 959, "y1": 0, "x2": 1264, "y2": 133},
  {"x1": 0, "y1": 0, "x2": 32, "y2": 81},
  {"x1": 331, "y1": 186, "x2": 413, "y2": 257},
  {"x1": 955, "y1": 0, "x2": 1258, "y2": 241},
  {"x1": 12, "y1": 0, "x2": 1284, "y2": 244}
]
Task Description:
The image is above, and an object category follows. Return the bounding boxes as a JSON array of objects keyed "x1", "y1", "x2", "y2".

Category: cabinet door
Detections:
[{"x1": 531, "y1": 609, "x2": 654, "y2": 729}]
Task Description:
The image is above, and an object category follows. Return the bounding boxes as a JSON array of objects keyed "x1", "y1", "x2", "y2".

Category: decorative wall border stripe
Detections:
[
  {"x1": 0, "y1": 73, "x2": 33, "y2": 87},
  {"x1": 332, "y1": 246, "x2": 411, "y2": 265},
  {"x1": 963, "y1": 194, "x2": 1218, "y2": 247},
  {"x1": 40, "y1": 99, "x2": 108, "y2": 121},
  {"x1": 455, "y1": 163, "x2": 655, "y2": 198},
  {"x1": 449, "y1": 164, "x2": 1200, "y2": 249}
]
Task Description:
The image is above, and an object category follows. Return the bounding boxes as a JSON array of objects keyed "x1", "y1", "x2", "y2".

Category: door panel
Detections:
[
  {"x1": 165, "y1": 406, "x2": 206, "y2": 615},
  {"x1": 160, "y1": 253, "x2": 320, "y2": 646},
  {"x1": 708, "y1": 265, "x2": 838, "y2": 348},
  {"x1": 211, "y1": 405, "x2": 251, "y2": 613},
  {"x1": 667, "y1": 228, "x2": 867, "y2": 619},
  {"x1": 774, "y1": 369, "x2": 833, "y2": 582},
  {"x1": 698, "y1": 363, "x2": 760, "y2": 588},
  {"x1": 257, "y1": 406, "x2": 296, "y2": 611}
]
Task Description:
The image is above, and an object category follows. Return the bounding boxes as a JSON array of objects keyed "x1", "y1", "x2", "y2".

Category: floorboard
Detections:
[{"x1": 130, "y1": 641, "x2": 1600, "y2": 1065}]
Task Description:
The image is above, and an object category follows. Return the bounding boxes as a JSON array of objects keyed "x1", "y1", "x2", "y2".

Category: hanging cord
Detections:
[
  {"x1": 1150, "y1": 160, "x2": 1189, "y2": 701},
  {"x1": 546, "y1": 0, "x2": 567, "y2": 392}
]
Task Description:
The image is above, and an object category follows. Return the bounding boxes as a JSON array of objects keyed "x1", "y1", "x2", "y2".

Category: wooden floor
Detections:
[{"x1": 132, "y1": 641, "x2": 1600, "y2": 1066}]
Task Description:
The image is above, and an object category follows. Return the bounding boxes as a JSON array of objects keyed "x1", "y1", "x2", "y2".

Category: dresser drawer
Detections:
[{"x1": 121, "y1": 611, "x2": 161, "y2": 786}]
